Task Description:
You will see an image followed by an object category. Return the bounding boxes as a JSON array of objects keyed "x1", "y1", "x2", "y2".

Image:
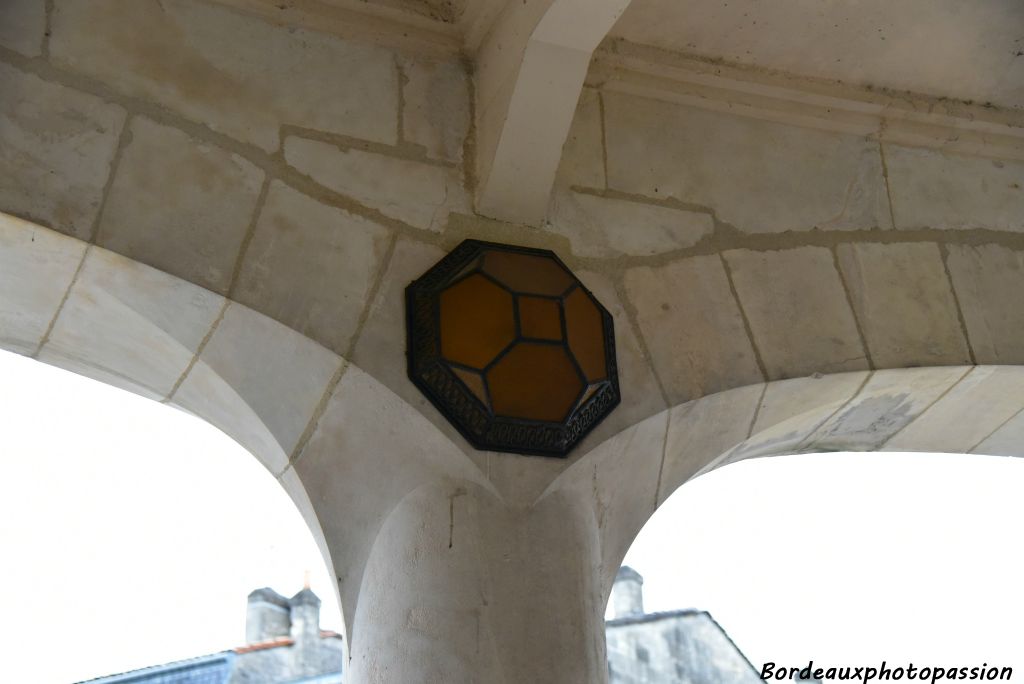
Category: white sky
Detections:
[{"x1": 0, "y1": 347, "x2": 1022, "y2": 682}]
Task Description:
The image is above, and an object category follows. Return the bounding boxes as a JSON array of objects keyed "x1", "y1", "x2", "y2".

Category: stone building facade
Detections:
[
  {"x1": 81, "y1": 588, "x2": 344, "y2": 684},
  {"x1": 606, "y1": 568, "x2": 761, "y2": 684}
]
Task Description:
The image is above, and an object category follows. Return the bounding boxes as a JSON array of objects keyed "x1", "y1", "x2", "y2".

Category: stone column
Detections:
[{"x1": 344, "y1": 479, "x2": 610, "y2": 684}]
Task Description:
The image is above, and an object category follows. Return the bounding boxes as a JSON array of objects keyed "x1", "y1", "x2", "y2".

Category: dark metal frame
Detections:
[{"x1": 406, "y1": 239, "x2": 620, "y2": 458}]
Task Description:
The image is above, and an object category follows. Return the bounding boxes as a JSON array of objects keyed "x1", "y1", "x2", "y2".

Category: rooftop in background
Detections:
[
  {"x1": 81, "y1": 587, "x2": 344, "y2": 684},
  {"x1": 606, "y1": 567, "x2": 761, "y2": 684}
]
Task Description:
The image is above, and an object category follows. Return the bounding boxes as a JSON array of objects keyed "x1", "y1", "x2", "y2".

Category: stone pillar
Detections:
[{"x1": 344, "y1": 480, "x2": 610, "y2": 684}]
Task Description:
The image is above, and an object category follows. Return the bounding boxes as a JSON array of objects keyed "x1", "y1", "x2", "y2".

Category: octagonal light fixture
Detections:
[{"x1": 406, "y1": 239, "x2": 619, "y2": 457}]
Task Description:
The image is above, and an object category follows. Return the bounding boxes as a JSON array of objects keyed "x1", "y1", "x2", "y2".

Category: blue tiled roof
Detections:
[{"x1": 76, "y1": 652, "x2": 235, "y2": 684}]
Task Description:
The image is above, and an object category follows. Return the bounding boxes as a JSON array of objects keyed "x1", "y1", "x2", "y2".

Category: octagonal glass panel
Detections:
[{"x1": 406, "y1": 240, "x2": 620, "y2": 457}]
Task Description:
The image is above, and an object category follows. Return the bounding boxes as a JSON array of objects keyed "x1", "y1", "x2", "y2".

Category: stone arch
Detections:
[
  {"x1": 542, "y1": 366, "x2": 1024, "y2": 607},
  {"x1": 0, "y1": 211, "x2": 490, "y2": 645}
]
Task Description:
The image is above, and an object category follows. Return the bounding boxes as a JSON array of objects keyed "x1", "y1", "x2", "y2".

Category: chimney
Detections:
[
  {"x1": 289, "y1": 587, "x2": 323, "y2": 677},
  {"x1": 245, "y1": 588, "x2": 292, "y2": 644},
  {"x1": 610, "y1": 566, "x2": 645, "y2": 619}
]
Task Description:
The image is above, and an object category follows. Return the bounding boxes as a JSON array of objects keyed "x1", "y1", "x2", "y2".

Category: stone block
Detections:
[
  {"x1": 603, "y1": 92, "x2": 890, "y2": 233},
  {"x1": 751, "y1": 372, "x2": 870, "y2": 435},
  {"x1": 725, "y1": 247, "x2": 868, "y2": 379},
  {"x1": 186, "y1": 303, "x2": 342, "y2": 455},
  {"x1": 39, "y1": 247, "x2": 224, "y2": 399},
  {"x1": 624, "y1": 255, "x2": 762, "y2": 404},
  {"x1": 284, "y1": 136, "x2": 463, "y2": 233},
  {"x1": 0, "y1": 62, "x2": 126, "y2": 240},
  {"x1": 171, "y1": 360, "x2": 291, "y2": 476},
  {"x1": 885, "y1": 145, "x2": 1024, "y2": 231},
  {"x1": 234, "y1": 182, "x2": 392, "y2": 354},
  {"x1": 555, "y1": 87, "x2": 605, "y2": 189},
  {"x1": 97, "y1": 117, "x2": 264, "y2": 294},
  {"x1": 351, "y1": 238, "x2": 447, "y2": 413},
  {"x1": 837, "y1": 242, "x2": 970, "y2": 368},
  {"x1": 545, "y1": 189, "x2": 713, "y2": 258},
  {"x1": 401, "y1": 56, "x2": 470, "y2": 163},
  {"x1": 293, "y1": 365, "x2": 487, "y2": 637},
  {"x1": 486, "y1": 450, "x2": 576, "y2": 507},
  {"x1": 658, "y1": 383, "x2": 764, "y2": 503},
  {"x1": 50, "y1": 0, "x2": 399, "y2": 151},
  {"x1": 945, "y1": 243, "x2": 1024, "y2": 364},
  {"x1": 549, "y1": 412, "x2": 668, "y2": 574},
  {"x1": 277, "y1": 466, "x2": 336, "y2": 585},
  {"x1": 0, "y1": 214, "x2": 87, "y2": 355},
  {"x1": 885, "y1": 366, "x2": 1024, "y2": 453},
  {"x1": 972, "y1": 408, "x2": 1024, "y2": 457},
  {"x1": 804, "y1": 367, "x2": 970, "y2": 452},
  {"x1": 725, "y1": 372, "x2": 870, "y2": 466},
  {"x1": 573, "y1": 270, "x2": 667, "y2": 451},
  {"x1": 0, "y1": 0, "x2": 45, "y2": 56}
]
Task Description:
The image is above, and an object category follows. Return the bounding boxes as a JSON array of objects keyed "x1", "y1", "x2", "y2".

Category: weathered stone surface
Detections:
[
  {"x1": 546, "y1": 189, "x2": 713, "y2": 258},
  {"x1": 725, "y1": 372, "x2": 870, "y2": 465},
  {"x1": 624, "y1": 256, "x2": 762, "y2": 404},
  {"x1": 284, "y1": 136, "x2": 463, "y2": 232},
  {"x1": 0, "y1": 63, "x2": 126, "y2": 240},
  {"x1": 234, "y1": 182, "x2": 392, "y2": 354},
  {"x1": 658, "y1": 383, "x2": 764, "y2": 503},
  {"x1": 555, "y1": 87, "x2": 605, "y2": 189},
  {"x1": 188, "y1": 303, "x2": 342, "y2": 455},
  {"x1": 486, "y1": 450, "x2": 576, "y2": 507},
  {"x1": 0, "y1": 0, "x2": 45, "y2": 56},
  {"x1": 837, "y1": 242, "x2": 970, "y2": 368},
  {"x1": 0, "y1": 213, "x2": 86, "y2": 355},
  {"x1": 573, "y1": 270, "x2": 667, "y2": 451},
  {"x1": 973, "y1": 407, "x2": 1024, "y2": 457},
  {"x1": 603, "y1": 93, "x2": 891, "y2": 233},
  {"x1": 98, "y1": 117, "x2": 264, "y2": 294},
  {"x1": 172, "y1": 356, "x2": 291, "y2": 477},
  {"x1": 547, "y1": 412, "x2": 668, "y2": 576},
  {"x1": 885, "y1": 366, "x2": 1024, "y2": 453},
  {"x1": 40, "y1": 247, "x2": 223, "y2": 399},
  {"x1": 725, "y1": 247, "x2": 868, "y2": 379},
  {"x1": 277, "y1": 466, "x2": 335, "y2": 582},
  {"x1": 945, "y1": 244, "x2": 1024, "y2": 364},
  {"x1": 752, "y1": 371, "x2": 869, "y2": 435},
  {"x1": 885, "y1": 145, "x2": 1024, "y2": 231},
  {"x1": 401, "y1": 56, "x2": 470, "y2": 163},
  {"x1": 805, "y1": 367, "x2": 969, "y2": 452},
  {"x1": 350, "y1": 238, "x2": 453, "y2": 425},
  {"x1": 50, "y1": 0, "x2": 399, "y2": 151},
  {"x1": 293, "y1": 364, "x2": 485, "y2": 637}
]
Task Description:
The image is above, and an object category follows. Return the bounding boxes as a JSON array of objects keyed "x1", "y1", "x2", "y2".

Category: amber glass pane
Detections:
[
  {"x1": 564, "y1": 288, "x2": 606, "y2": 382},
  {"x1": 451, "y1": 366, "x2": 491, "y2": 409},
  {"x1": 483, "y1": 250, "x2": 574, "y2": 296},
  {"x1": 487, "y1": 343, "x2": 583, "y2": 422},
  {"x1": 440, "y1": 273, "x2": 515, "y2": 369},
  {"x1": 518, "y1": 296, "x2": 563, "y2": 340}
]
